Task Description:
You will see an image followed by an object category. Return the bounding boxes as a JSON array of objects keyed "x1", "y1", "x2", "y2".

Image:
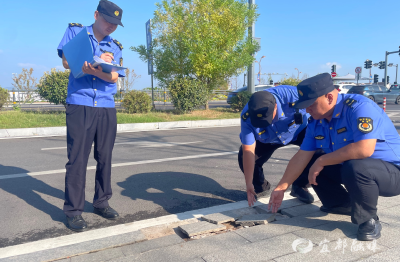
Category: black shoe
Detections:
[
  {"x1": 290, "y1": 184, "x2": 314, "y2": 204},
  {"x1": 66, "y1": 215, "x2": 88, "y2": 232},
  {"x1": 255, "y1": 179, "x2": 271, "y2": 198},
  {"x1": 94, "y1": 206, "x2": 119, "y2": 220},
  {"x1": 357, "y1": 218, "x2": 381, "y2": 241},
  {"x1": 320, "y1": 204, "x2": 351, "y2": 216}
]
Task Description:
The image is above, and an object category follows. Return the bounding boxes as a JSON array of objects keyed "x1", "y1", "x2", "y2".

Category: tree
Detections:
[
  {"x1": 0, "y1": 86, "x2": 9, "y2": 111},
  {"x1": 37, "y1": 68, "x2": 69, "y2": 107},
  {"x1": 280, "y1": 77, "x2": 301, "y2": 87},
  {"x1": 119, "y1": 68, "x2": 141, "y2": 91},
  {"x1": 12, "y1": 68, "x2": 38, "y2": 104},
  {"x1": 132, "y1": 0, "x2": 259, "y2": 109},
  {"x1": 301, "y1": 73, "x2": 309, "y2": 80}
]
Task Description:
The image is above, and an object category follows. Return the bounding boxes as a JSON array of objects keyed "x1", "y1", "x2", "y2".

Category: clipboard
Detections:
[{"x1": 62, "y1": 27, "x2": 126, "y2": 78}]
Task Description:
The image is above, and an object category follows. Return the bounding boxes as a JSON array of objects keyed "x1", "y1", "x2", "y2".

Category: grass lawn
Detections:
[{"x1": 0, "y1": 108, "x2": 240, "y2": 129}]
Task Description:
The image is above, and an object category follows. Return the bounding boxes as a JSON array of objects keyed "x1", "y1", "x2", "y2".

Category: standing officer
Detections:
[
  {"x1": 269, "y1": 73, "x2": 400, "y2": 241},
  {"x1": 57, "y1": 0, "x2": 125, "y2": 232},
  {"x1": 239, "y1": 85, "x2": 314, "y2": 207}
]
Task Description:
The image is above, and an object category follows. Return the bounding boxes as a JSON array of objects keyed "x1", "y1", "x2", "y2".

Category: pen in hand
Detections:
[{"x1": 100, "y1": 48, "x2": 116, "y2": 63}]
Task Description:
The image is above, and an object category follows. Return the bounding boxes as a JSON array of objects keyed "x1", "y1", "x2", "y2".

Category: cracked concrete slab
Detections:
[
  {"x1": 179, "y1": 221, "x2": 226, "y2": 237},
  {"x1": 235, "y1": 214, "x2": 276, "y2": 226}
]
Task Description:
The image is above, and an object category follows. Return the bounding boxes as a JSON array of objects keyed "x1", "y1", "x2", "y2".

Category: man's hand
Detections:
[
  {"x1": 308, "y1": 159, "x2": 324, "y2": 186},
  {"x1": 268, "y1": 188, "x2": 285, "y2": 213},
  {"x1": 246, "y1": 184, "x2": 257, "y2": 207},
  {"x1": 82, "y1": 62, "x2": 102, "y2": 76},
  {"x1": 100, "y1": 53, "x2": 114, "y2": 63}
]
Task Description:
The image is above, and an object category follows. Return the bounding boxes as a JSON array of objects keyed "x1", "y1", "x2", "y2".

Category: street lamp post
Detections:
[
  {"x1": 247, "y1": 0, "x2": 255, "y2": 94},
  {"x1": 294, "y1": 68, "x2": 302, "y2": 80},
  {"x1": 256, "y1": 56, "x2": 265, "y2": 85}
]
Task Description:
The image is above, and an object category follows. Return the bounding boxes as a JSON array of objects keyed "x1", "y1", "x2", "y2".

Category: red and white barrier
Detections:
[{"x1": 383, "y1": 97, "x2": 386, "y2": 112}]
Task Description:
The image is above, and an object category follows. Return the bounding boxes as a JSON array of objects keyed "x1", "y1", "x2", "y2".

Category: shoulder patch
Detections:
[
  {"x1": 358, "y1": 117, "x2": 373, "y2": 133},
  {"x1": 315, "y1": 135, "x2": 325, "y2": 140},
  {"x1": 69, "y1": 23, "x2": 83, "y2": 28},
  {"x1": 242, "y1": 111, "x2": 249, "y2": 121},
  {"x1": 345, "y1": 98, "x2": 357, "y2": 108},
  {"x1": 113, "y1": 39, "x2": 123, "y2": 50}
]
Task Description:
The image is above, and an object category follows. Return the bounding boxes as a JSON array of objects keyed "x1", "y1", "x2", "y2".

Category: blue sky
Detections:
[{"x1": 0, "y1": 0, "x2": 399, "y2": 89}]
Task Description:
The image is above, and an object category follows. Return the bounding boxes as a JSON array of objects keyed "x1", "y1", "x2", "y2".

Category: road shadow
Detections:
[
  {"x1": 118, "y1": 171, "x2": 246, "y2": 219},
  {"x1": 0, "y1": 165, "x2": 92, "y2": 223}
]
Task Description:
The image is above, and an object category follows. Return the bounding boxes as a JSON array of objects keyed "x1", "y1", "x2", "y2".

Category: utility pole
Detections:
[{"x1": 247, "y1": 0, "x2": 255, "y2": 94}]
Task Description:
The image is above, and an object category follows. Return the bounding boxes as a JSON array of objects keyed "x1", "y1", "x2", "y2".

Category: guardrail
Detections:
[{"x1": 5, "y1": 89, "x2": 232, "y2": 106}]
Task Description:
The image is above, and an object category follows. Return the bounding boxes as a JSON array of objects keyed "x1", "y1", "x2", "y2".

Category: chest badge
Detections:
[
  {"x1": 358, "y1": 118, "x2": 373, "y2": 133},
  {"x1": 315, "y1": 135, "x2": 325, "y2": 140},
  {"x1": 337, "y1": 127, "x2": 347, "y2": 134},
  {"x1": 258, "y1": 130, "x2": 266, "y2": 136}
]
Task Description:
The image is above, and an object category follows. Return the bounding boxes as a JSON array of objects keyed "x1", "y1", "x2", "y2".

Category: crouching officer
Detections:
[
  {"x1": 269, "y1": 73, "x2": 400, "y2": 241},
  {"x1": 239, "y1": 85, "x2": 314, "y2": 207},
  {"x1": 57, "y1": 0, "x2": 125, "y2": 231}
]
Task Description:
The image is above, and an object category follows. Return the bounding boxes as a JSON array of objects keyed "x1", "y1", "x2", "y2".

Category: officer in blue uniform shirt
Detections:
[
  {"x1": 239, "y1": 85, "x2": 314, "y2": 207},
  {"x1": 269, "y1": 73, "x2": 400, "y2": 241},
  {"x1": 57, "y1": 0, "x2": 125, "y2": 232}
]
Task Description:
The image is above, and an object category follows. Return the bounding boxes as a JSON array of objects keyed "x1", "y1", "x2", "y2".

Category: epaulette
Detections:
[
  {"x1": 69, "y1": 23, "x2": 83, "y2": 28},
  {"x1": 288, "y1": 102, "x2": 295, "y2": 108},
  {"x1": 113, "y1": 39, "x2": 123, "y2": 50},
  {"x1": 344, "y1": 98, "x2": 357, "y2": 108},
  {"x1": 308, "y1": 116, "x2": 314, "y2": 123},
  {"x1": 242, "y1": 111, "x2": 249, "y2": 121}
]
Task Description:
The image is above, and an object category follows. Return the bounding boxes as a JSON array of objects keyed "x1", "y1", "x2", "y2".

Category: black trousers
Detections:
[
  {"x1": 303, "y1": 155, "x2": 400, "y2": 225},
  {"x1": 63, "y1": 105, "x2": 117, "y2": 217},
  {"x1": 238, "y1": 128, "x2": 309, "y2": 192}
]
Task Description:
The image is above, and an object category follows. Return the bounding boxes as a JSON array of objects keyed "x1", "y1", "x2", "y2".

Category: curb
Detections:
[
  {"x1": 0, "y1": 189, "x2": 318, "y2": 260},
  {"x1": 0, "y1": 118, "x2": 240, "y2": 139}
]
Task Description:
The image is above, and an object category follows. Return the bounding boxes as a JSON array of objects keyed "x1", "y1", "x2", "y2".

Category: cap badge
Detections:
[
  {"x1": 115, "y1": 10, "x2": 120, "y2": 16},
  {"x1": 257, "y1": 114, "x2": 263, "y2": 118},
  {"x1": 299, "y1": 90, "x2": 303, "y2": 96}
]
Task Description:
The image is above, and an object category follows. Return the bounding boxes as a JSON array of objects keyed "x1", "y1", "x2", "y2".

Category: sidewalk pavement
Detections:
[{"x1": 2, "y1": 189, "x2": 400, "y2": 262}]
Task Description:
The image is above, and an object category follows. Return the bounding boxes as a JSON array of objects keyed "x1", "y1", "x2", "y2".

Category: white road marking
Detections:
[
  {"x1": 41, "y1": 141, "x2": 203, "y2": 151},
  {"x1": 387, "y1": 112, "x2": 399, "y2": 117},
  {"x1": 0, "y1": 189, "x2": 318, "y2": 259},
  {"x1": 0, "y1": 151, "x2": 238, "y2": 180}
]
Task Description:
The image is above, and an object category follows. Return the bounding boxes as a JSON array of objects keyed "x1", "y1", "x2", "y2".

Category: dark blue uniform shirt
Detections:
[
  {"x1": 301, "y1": 93, "x2": 400, "y2": 165},
  {"x1": 57, "y1": 24, "x2": 125, "y2": 108},
  {"x1": 240, "y1": 85, "x2": 310, "y2": 146}
]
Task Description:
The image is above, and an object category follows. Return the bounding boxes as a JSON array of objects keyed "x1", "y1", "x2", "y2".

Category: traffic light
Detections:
[
  {"x1": 378, "y1": 61, "x2": 386, "y2": 69},
  {"x1": 382, "y1": 78, "x2": 385, "y2": 83},
  {"x1": 331, "y1": 65, "x2": 336, "y2": 73},
  {"x1": 374, "y1": 74, "x2": 379, "y2": 83},
  {"x1": 364, "y1": 60, "x2": 372, "y2": 69},
  {"x1": 269, "y1": 80, "x2": 273, "y2": 85},
  {"x1": 387, "y1": 76, "x2": 390, "y2": 83}
]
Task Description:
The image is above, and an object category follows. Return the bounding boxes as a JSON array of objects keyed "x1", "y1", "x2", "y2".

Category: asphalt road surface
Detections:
[{"x1": 1, "y1": 109, "x2": 400, "y2": 249}]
